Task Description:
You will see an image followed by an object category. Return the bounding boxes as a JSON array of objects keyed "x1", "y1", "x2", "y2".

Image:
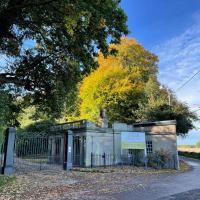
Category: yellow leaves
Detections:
[
  {"x1": 79, "y1": 37, "x2": 158, "y2": 122},
  {"x1": 98, "y1": 38, "x2": 138, "y2": 68},
  {"x1": 99, "y1": 18, "x2": 106, "y2": 28},
  {"x1": 101, "y1": 67, "x2": 131, "y2": 93},
  {"x1": 79, "y1": 63, "x2": 145, "y2": 121},
  {"x1": 108, "y1": 37, "x2": 138, "y2": 52}
]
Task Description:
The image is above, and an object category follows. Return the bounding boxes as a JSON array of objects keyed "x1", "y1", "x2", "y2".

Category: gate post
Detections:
[
  {"x1": 64, "y1": 130, "x2": 73, "y2": 170},
  {"x1": 2, "y1": 127, "x2": 16, "y2": 175}
]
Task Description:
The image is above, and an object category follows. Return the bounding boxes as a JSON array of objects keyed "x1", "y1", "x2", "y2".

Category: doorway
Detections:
[{"x1": 73, "y1": 136, "x2": 85, "y2": 167}]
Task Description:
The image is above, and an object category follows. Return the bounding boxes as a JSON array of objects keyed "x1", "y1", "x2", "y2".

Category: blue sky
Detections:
[
  {"x1": 121, "y1": 0, "x2": 200, "y2": 49},
  {"x1": 121, "y1": 0, "x2": 200, "y2": 145}
]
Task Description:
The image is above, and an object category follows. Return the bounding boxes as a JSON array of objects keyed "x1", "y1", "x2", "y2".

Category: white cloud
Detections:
[{"x1": 152, "y1": 11, "x2": 200, "y2": 114}]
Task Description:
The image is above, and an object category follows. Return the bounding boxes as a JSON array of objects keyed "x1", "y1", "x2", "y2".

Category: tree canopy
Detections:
[
  {"x1": 0, "y1": 90, "x2": 21, "y2": 127},
  {"x1": 0, "y1": 0, "x2": 128, "y2": 120},
  {"x1": 79, "y1": 38, "x2": 198, "y2": 135},
  {"x1": 79, "y1": 38, "x2": 158, "y2": 122},
  {"x1": 136, "y1": 77, "x2": 198, "y2": 135}
]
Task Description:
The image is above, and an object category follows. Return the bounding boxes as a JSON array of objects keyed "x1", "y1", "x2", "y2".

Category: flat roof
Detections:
[
  {"x1": 50, "y1": 119, "x2": 176, "y2": 132},
  {"x1": 133, "y1": 120, "x2": 176, "y2": 127}
]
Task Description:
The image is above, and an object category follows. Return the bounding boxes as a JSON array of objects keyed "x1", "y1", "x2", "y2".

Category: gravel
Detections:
[{"x1": 0, "y1": 166, "x2": 174, "y2": 200}]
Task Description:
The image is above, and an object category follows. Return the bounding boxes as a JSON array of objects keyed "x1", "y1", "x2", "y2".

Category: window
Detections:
[
  {"x1": 146, "y1": 141, "x2": 153, "y2": 155},
  {"x1": 128, "y1": 149, "x2": 134, "y2": 155}
]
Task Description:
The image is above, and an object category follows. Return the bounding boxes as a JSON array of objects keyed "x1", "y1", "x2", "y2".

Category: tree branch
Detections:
[
  {"x1": 7, "y1": 0, "x2": 57, "y2": 11},
  {"x1": 0, "y1": 73, "x2": 22, "y2": 85}
]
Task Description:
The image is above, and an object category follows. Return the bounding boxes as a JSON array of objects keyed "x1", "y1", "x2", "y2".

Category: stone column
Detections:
[
  {"x1": 85, "y1": 135, "x2": 92, "y2": 167},
  {"x1": 64, "y1": 130, "x2": 73, "y2": 170},
  {"x1": 80, "y1": 137, "x2": 84, "y2": 166},
  {"x1": 174, "y1": 139, "x2": 180, "y2": 170},
  {"x1": 60, "y1": 137, "x2": 64, "y2": 164},
  {"x1": 50, "y1": 137, "x2": 56, "y2": 163},
  {"x1": 2, "y1": 128, "x2": 16, "y2": 175},
  {"x1": 175, "y1": 152, "x2": 180, "y2": 170}
]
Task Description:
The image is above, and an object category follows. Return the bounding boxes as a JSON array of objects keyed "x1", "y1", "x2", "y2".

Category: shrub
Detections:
[
  {"x1": 148, "y1": 149, "x2": 171, "y2": 169},
  {"x1": 179, "y1": 151, "x2": 200, "y2": 159}
]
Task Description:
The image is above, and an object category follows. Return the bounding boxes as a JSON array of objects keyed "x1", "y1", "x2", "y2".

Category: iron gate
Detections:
[{"x1": 14, "y1": 133, "x2": 64, "y2": 174}]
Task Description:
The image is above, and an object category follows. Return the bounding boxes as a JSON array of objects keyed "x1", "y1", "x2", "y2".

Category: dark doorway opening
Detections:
[{"x1": 73, "y1": 136, "x2": 85, "y2": 167}]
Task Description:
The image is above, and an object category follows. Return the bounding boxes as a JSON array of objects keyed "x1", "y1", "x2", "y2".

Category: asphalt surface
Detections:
[{"x1": 112, "y1": 157, "x2": 200, "y2": 200}]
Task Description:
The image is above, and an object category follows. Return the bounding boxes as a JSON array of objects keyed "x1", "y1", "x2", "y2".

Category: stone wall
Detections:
[
  {"x1": 83, "y1": 120, "x2": 178, "y2": 167},
  {"x1": 112, "y1": 120, "x2": 178, "y2": 168},
  {"x1": 133, "y1": 122, "x2": 177, "y2": 155},
  {"x1": 85, "y1": 129, "x2": 114, "y2": 167}
]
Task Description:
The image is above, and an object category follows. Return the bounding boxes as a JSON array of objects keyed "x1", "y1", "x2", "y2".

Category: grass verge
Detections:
[
  {"x1": 179, "y1": 160, "x2": 190, "y2": 172},
  {"x1": 0, "y1": 175, "x2": 16, "y2": 188}
]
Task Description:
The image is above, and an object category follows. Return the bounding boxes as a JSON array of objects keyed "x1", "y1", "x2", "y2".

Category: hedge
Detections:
[{"x1": 178, "y1": 151, "x2": 200, "y2": 160}]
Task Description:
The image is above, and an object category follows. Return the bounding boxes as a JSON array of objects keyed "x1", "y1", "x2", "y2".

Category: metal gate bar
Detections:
[{"x1": 14, "y1": 133, "x2": 64, "y2": 174}]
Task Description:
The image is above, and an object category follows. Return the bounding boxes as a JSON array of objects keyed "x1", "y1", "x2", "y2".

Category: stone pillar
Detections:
[
  {"x1": 173, "y1": 146, "x2": 180, "y2": 170},
  {"x1": 80, "y1": 137, "x2": 84, "y2": 166},
  {"x1": 60, "y1": 137, "x2": 64, "y2": 164},
  {"x1": 85, "y1": 135, "x2": 92, "y2": 167},
  {"x1": 64, "y1": 130, "x2": 73, "y2": 170},
  {"x1": 49, "y1": 137, "x2": 56, "y2": 163},
  {"x1": 175, "y1": 152, "x2": 180, "y2": 170},
  {"x1": 174, "y1": 134, "x2": 180, "y2": 170},
  {"x1": 2, "y1": 128, "x2": 16, "y2": 175},
  {"x1": 48, "y1": 137, "x2": 52, "y2": 163}
]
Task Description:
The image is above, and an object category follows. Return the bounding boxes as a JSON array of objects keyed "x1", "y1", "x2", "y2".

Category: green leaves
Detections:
[
  {"x1": 136, "y1": 78, "x2": 198, "y2": 135},
  {"x1": 0, "y1": 0, "x2": 128, "y2": 118},
  {"x1": 0, "y1": 91, "x2": 21, "y2": 127}
]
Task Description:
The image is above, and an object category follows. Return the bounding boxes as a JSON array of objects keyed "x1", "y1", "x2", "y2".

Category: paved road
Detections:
[{"x1": 112, "y1": 157, "x2": 200, "y2": 200}]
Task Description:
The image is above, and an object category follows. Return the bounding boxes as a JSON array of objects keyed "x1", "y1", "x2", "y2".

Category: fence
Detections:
[
  {"x1": 91, "y1": 153, "x2": 114, "y2": 167},
  {"x1": 14, "y1": 133, "x2": 64, "y2": 174},
  {"x1": 90, "y1": 153, "x2": 177, "y2": 169},
  {"x1": 90, "y1": 153, "x2": 144, "y2": 168}
]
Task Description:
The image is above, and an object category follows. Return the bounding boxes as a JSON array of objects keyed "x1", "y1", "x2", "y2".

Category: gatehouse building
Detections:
[{"x1": 49, "y1": 119, "x2": 179, "y2": 169}]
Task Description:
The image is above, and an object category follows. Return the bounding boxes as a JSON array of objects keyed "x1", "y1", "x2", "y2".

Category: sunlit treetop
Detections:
[{"x1": 79, "y1": 38, "x2": 158, "y2": 122}]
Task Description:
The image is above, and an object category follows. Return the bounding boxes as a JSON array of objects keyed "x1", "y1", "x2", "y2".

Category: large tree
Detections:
[
  {"x1": 79, "y1": 38, "x2": 198, "y2": 135},
  {"x1": 0, "y1": 0, "x2": 128, "y2": 119},
  {"x1": 79, "y1": 38, "x2": 158, "y2": 122}
]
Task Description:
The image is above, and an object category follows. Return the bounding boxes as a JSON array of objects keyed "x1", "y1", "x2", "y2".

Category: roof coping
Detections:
[{"x1": 133, "y1": 120, "x2": 176, "y2": 127}]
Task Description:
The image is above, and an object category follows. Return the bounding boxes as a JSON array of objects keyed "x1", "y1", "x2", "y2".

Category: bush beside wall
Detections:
[{"x1": 147, "y1": 149, "x2": 171, "y2": 169}]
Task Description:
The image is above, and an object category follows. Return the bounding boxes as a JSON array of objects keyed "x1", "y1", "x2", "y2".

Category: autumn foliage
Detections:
[
  {"x1": 77, "y1": 37, "x2": 197, "y2": 135},
  {"x1": 79, "y1": 38, "x2": 158, "y2": 122}
]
